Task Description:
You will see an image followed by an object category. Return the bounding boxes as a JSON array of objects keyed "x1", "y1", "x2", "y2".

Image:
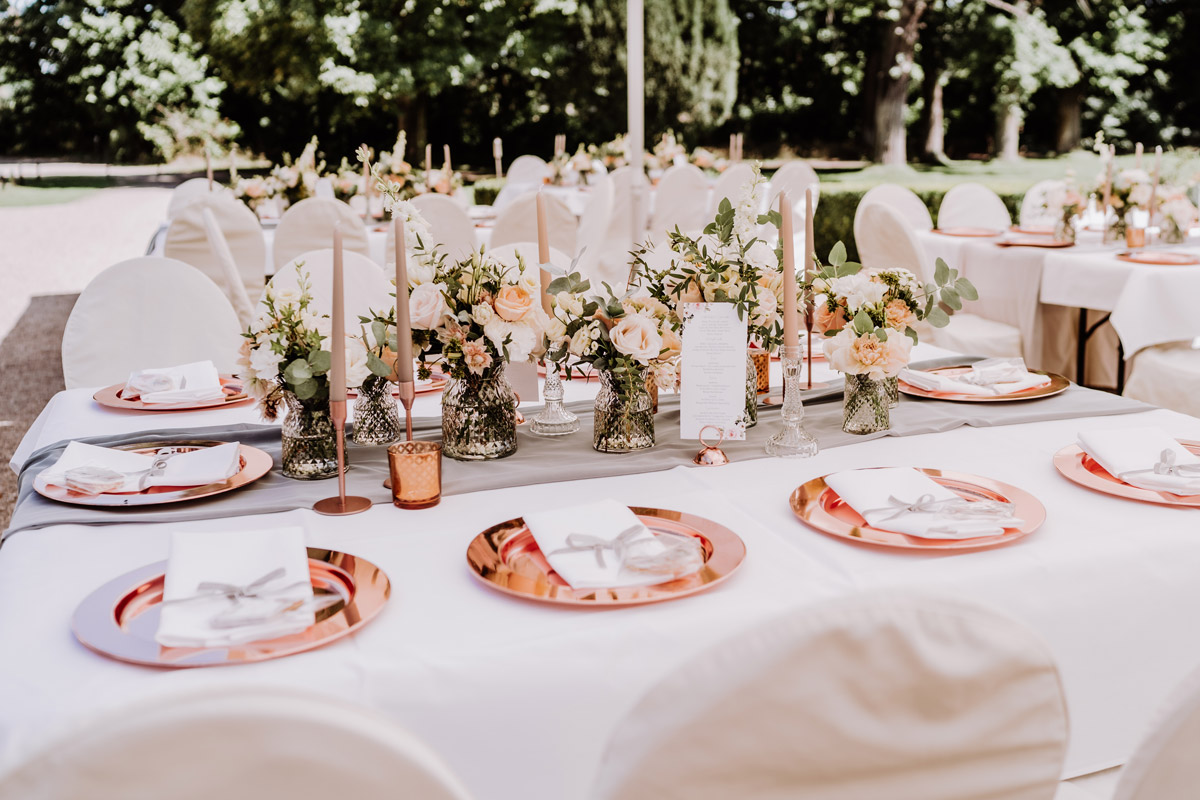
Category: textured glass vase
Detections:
[
  {"x1": 594, "y1": 368, "x2": 655, "y2": 453},
  {"x1": 1054, "y1": 217, "x2": 1077, "y2": 244},
  {"x1": 350, "y1": 375, "x2": 401, "y2": 446},
  {"x1": 1162, "y1": 221, "x2": 1187, "y2": 245},
  {"x1": 1103, "y1": 212, "x2": 1127, "y2": 245},
  {"x1": 441, "y1": 364, "x2": 518, "y2": 461},
  {"x1": 744, "y1": 350, "x2": 759, "y2": 428},
  {"x1": 842, "y1": 374, "x2": 890, "y2": 435},
  {"x1": 281, "y1": 391, "x2": 342, "y2": 480},
  {"x1": 883, "y1": 376, "x2": 899, "y2": 408}
]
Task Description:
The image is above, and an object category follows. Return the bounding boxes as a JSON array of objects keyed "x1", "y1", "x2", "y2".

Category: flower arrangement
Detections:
[
  {"x1": 1042, "y1": 182, "x2": 1086, "y2": 227},
  {"x1": 1157, "y1": 187, "x2": 1199, "y2": 243},
  {"x1": 1108, "y1": 168, "x2": 1154, "y2": 213},
  {"x1": 271, "y1": 136, "x2": 323, "y2": 207},
  {"x1": 232, "y1": 174, "x2": 285, "y2": 216},
  {"x1": 588, "y1": 135, "x2": 630, "y2": 170}
]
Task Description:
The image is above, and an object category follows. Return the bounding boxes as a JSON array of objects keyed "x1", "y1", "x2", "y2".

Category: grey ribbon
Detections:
[
  {"x1": 165, "y1": 567, "x2": 340, "y2": 631},
  {"x1": 548, "y1": 524, "x2": 645, "y2": 568},
  {"x1": 861, "y1": 494, "x2": 1018, "y2": 524},
  {"x1": 1119, "y1": 449, "x2": 1200, "y2": 482}
]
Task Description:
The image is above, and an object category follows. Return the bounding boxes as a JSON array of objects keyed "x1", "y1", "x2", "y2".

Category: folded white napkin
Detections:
[
  {"x1": 1078, "y1": 427, "x2": 1200, "y2": 496},
  {"x1": 156, "y1": 527, "x2": 315, "y2": 648},
  {"x1": 825, "y1": 467, "x2": 1022, "y2": 540},
  {"x1": 40, "y1": 441, "x2": 241, "y2": 494},
  {"x1": 525, "y1": 500, "x2": 677, "y2": 589},
  {"x1": 123, "y1": 361, "x2": 224, "y2": 404},
  {"x1": 900, "y1": 357, "x2": 1051, "y2": 396}
]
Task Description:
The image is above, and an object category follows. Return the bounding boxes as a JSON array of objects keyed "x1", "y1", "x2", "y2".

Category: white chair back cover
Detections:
[
  {"x1": 201, "y1": 207, "x2": 257, "y2": 328},
  {"x1": 856, "y1": 183, "x2": 934, "y2": 234},
  {"x1": 595, "y1": 591, "x2": 1068, "y2": 800},
  {"x1": 595, "y1": 166, "x2": 641, "y2": 290},
  {"x1": 650, "y1": 164, "x2": 710, "y2": 240},
  {"x1": 273, "y1": 197, "x2": 371, "y2": 272},
  {"x1": 163, "y1": 194, "x2": 266, "y2": 313},
  {"x1": 938, "y1": 182, "x2": 1012, "y2": 231},
  {"x1": 61, "y1": 257, "x2": 242, "y2": 389},
  {"x1": 856, "y1": 202, "x2": 932, "y2": 281},
  {"x1": 490, "y1": 192, "x2": 577, "y2": 257},
  {"x1": 1019, "y1": 180, "x2": 1067, "y2": 229},
  {"x1": 267, "y1": 249, "x2": 393, "y2": 324},
  {"x1": 494, "y1": 155, "x2": 550, "y2": 210},
  {"x1": 166, "y1": 178, "x2": 231, "y2": 220},
  {"x1": 1111, "y1": 661, "x2": 1200, "y2": 800},
  {"x1": 574, "y1": 175, "x2": 617, "y2": 286},
  {"x1": 766, "y1": 161, "x2": 821, "y2": 212},
  {"x1": 708, "y1": 163, "x2": 757, "y2": 217},
  {"x1": 0, "y1": 686, "x2": 473, "y2": 800},
  {"x1": 408, "y1": 193, "x2": 478, "y2": 261},
  {"x1": 314, "y1": 177, "x2": 335, "y2": 199}
]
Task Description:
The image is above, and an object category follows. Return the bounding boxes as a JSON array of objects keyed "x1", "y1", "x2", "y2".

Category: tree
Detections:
[{"x1": 861, "y1": 0, "x2": 927, "y2": 165}]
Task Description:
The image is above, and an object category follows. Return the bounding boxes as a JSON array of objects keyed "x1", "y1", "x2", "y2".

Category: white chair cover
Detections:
[
  {"x1": 490, "y1": 192, "x2": 577, "y2": 257},
  {"x1": 1124, "y1": 342, "x2": 1200, "y2": 418},
  {"x1": 856, "y1": 183, "x2": 934, "y2": 237},
  {"x1": 708, "y1": 163, "x2": 756, "y2": 217},
  {"x1": 1107, "y1": 659, "x2": 1200, "y2": 800},
  {"x1": 594, "y1": 591, "x2": 1068, "y2": 800},
  {"x1": 1020, "y1": 180, "x2": 1067, "y2": 229},
  {"x1": 273, "y1": 197, "x2": 371, "y2": 272},
  {"x1": 766, "y1": 161, "x2": 821, "y2": 212},
  {"x1": 166, "y1": 178, "x2": 231, "y2": 220},
  {"x1": 938, "y1": 182, "x2": 1012, "y2": 231},
  {"x1": 201, "y1": 207, "x2": 256, "y2": 328},
  {"x1": 266, "y1": 249, "x2": 393, "y2": 324},
  {"x1": 494, "y1": 155, "x2": 550, "y2": 210},
  {"x1": 574, "y1": 175, "x2": 617, "y2": 287},
  {"x1": 60, "y1": 257, "x2": 242, "y2": 389},
  {"x1": 314, "y1": 177, "x2": 335, "y2": 199},
  {"x1": 406, "y1": 193, "x2": 478, "y2": 261},
  {"x1": 596, "y1": 166, "x2": 641, "y2": 289},
  {"x1": 163, "y1": 194, "x2": 266, "y2": 313},
  {"x1": 650, "y1": 164, "x2": 710, "y2": 239},
  {"x1": 0, "y1": 686, "x2": 473, "y2": 800}
]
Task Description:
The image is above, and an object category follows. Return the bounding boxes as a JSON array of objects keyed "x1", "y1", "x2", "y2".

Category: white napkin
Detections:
[
  {"x1": 901, "y1": 357, "x2": 1051, "y2": 396},
  {"x1": 825, "y1": 467, "x2": 1022, "y2": 540},
  {"x1": 525, "y1": 500, "x2": 672, "y2": 589},
  {"x1": 156, "y1": 527, "x2": 315, "y2": 648},
  {"x1": 1078, "y1": 427, "x2": 1200, "y2": 496},
  {"x1": 40, "y1": 441, "x2": 241, "y2": 494},
  {"x1": 123, "y1": 360, "x2": 224, "y2": 404}
]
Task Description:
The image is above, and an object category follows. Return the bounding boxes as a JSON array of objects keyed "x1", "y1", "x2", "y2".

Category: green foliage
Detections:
[{"x1": 472, "y1": 178, "x2": 505, "y2": 207}]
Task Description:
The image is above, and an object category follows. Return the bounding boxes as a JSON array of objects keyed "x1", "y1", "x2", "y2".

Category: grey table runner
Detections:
[{"x1": 4, "y1": 357, "x2": 1151, "y2": 540}]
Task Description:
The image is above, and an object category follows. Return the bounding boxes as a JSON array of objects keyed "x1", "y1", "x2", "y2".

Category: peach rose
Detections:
[
  {"x1": 814, "y1": 303, "x2": 849, "y2": 334},
  {"x1": 884, "y1": 299, "x2": 917, "y2": 330},
  {"x1": 494, "y1": 285, "x2": 535, "y2": 322},
  {"x1": 609, "y1": 314, "x2": 664, "y2": 365},
  {"x1": 660, "y1": 327, "x2": 682, "y2": 358}
]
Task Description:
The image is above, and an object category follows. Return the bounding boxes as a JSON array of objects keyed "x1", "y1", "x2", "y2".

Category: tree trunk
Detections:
[
  {"x1": 996, "y1": 102, "x2": 1021, "y2": 162},
  {"x1": 921, "y1": 72, "x2": 946, "y2": 163},
  {"x1": 1055, "y1": 84, "x2": 1083, "y2": 153},
  {"x1": 869, "y1": 0, "x2": 927, "y2": 165}
]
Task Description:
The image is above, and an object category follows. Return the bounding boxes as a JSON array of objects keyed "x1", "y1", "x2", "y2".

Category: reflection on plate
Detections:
[
  {"x1": 93, "y1": 376, "x2": 251, "y2": 411},
  {"x1": 34, "y1": 441, "x2": 273, "y2": 507},
  {"x1": 347, "y1": 373, "x2": 448, "y2": 398},
  {"x1": 789, "y1": 468, "x2": 1045, "y2": 552},
  {"x1": 71, "y1": 548, "x2": 390, "y2": 667},
  {"x1": 1053, "y1": 440, "x2": 1200, "y2": 507},
  {"x1": 1115, "y1": 251, "x2": 1200, "y2": 266},
  {"x1": 898, "y1": 366, "x2": 1069, "y2": 402},
  {"x1": 466, "y1": 507, "x2": 746, "y2": 606},
  {"x1": 1010, "y1": 225, "x2": 1055, "y2": 236},
  {"x1": 996, "y1": 238, "x2": 1074, "y2": 249},
  {"x1": 932, "y1": 227, "x2": 1003, "y2": 238}
]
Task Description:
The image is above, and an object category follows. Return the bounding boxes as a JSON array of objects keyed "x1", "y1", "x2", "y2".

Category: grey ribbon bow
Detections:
[
  {"x1": 165, "y1": 567, "x2": 339, "y2": 631},
  {"x1": 548, "y1": 525, "x2": 645, "y2": 568},
  {"x1": 1119, "y1": 449, "x2": 1200, "y2": 482},
  {"x1": 862, "y1": 494, "x2": 1017, "y2": 524}
]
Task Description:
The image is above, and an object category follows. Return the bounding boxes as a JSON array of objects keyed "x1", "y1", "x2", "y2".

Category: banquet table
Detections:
[{"x1": 7, "y1": 343, "x2": 1200, "y2": 797}]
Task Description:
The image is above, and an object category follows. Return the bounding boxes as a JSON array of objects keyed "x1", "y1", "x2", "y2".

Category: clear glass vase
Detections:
[
  {"x1": 594, "y1": 368, "x2": 655, "y2": 453},
  {"x1": 1054, "y1": 217, "x2": 1077, "y2": 244},
  {"x1": 883, "y1": 376, "x2": 899, "y2": 408},
  {"x1": 842, "y1": 374, "x2": 890, "y2": 435},
  {"x1": 744, "y1": 350, "x2": 759, "y2": 428},
  {"x1": 1162, "y1": 220, "x2": 1187, "y2": 245},
  {"x1": 351, "y1": 375, "x2": 402, "y2": 446},
  {"x1": 441, "y1": 364, "x2": 518, "y2": 461},
  {"x1": 1103, "y1": 212, "x2": 1127, "y2": 245},
  {"x1": 281, "y1": 391, "x2": 343, "y2": 480}
]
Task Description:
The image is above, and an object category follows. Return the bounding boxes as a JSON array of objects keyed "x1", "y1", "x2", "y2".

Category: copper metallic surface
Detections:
[
  {"x1": 751, "y1": 350, "x2": 770, "y2": 394},
  {"x1": 314, "y1": 401, "x2": 370, "y2": 516},
  {"x1": 898, "y1": 366, "x2": 1069, "y2": 403},
  {"x1": 931, "y1": 227, "x2": 1003, "y2": 238},
  {"x1": 466, "y1": 507, "x2": 746, "y2": 607},
  {"x1": 388, "y1": 441, "x2": 442, "y2": 509},
  {"x1": 1053, "y1": 440, "x2": 1200, "y2": 508},
  {"x1": 93, "y1": 376, "x2": 252, "y2": 412},
  {"x1": 790, "y1": 468, "x2": 1045, "y2": 552},
  {"x1": 71, "y1": 549, "x2": 391, "y2": 668},
  {"x1": 996, "y1": 238, "x2": 1075, "y2": 249},
  {"x1": 1115, "y1": 251, "x2": 1200, "y2": 266},
  {"x1": 692, "y1": 425, "x2": 730, "y2": 466}
]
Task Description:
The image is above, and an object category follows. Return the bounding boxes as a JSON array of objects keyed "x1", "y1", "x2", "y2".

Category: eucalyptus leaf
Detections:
[
  {"x1": 955, "y1": 277, "x2": 979, "y2": 301},
  {"x1": 852, "y1": 309, "x2": 873, "y2": 334},
  {"x1": 307, "y1": 349, "x2": 331, "y2": 374},
  {"x1": 828, "y1": 241, "x2": 847, "y2": 267},
  {"x1": 366, "y1": 352, "x2": 391, "y2": 378},
  {"x1": 927, "y1": 306, "x2": 951, "y2": 328},
  {"x1": 293, "y1": 377, "x2": 318, "y2": 400},
  {"x1": 905, "y1": 326, "x2": 919, "y2": 345},
  {"x1": 371, "y1": 320, "x2": 387, "y2": 349},
  {"x1": 934, "y1": 258, "x2": 950, "y2": 286},
  {"x1": 284, "y1": 358, "x2": 313, "y2": 384},
  {"x1": 941, "y1": 287, "x2": 962, "y2": 310},
  {"x1": 875, "y1": 327, "x2": 888, "y2": 341}
]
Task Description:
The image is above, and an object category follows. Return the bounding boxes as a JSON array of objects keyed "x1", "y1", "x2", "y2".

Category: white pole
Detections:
[{"x1": 627, "y1": 0, "x2": 646, "y2": 246}]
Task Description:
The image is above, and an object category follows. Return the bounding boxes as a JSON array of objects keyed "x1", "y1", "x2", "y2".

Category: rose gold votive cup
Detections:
[
  {"x1": 1126, "y1": 226, "x2": 1146, "y2": 249},
  {"x1": 387, "y1": 442, "x2": 442, "y2": 509}
]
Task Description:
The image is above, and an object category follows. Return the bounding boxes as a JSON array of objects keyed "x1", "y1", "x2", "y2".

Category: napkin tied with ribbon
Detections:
[
  {"x1": 39, "y1": 441, "x2": 241, "y2": 494},
  {"x1": 1078, "y1": 427, "x2": 1200, "y2": 496},
  {"x1": 123, "y1": 360, "x2": 224, "y2": 404},
  {"x1": 901, "y1": 358, "x2": 1051, "y2": 397}
]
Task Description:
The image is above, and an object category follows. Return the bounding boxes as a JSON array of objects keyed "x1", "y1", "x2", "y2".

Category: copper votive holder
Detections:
[
  {"x1": 387, "y1": 441, "x2": 442, "y2": 509},
  {"x1": 751, "y1": 349, "x2": 771, "y2": 394},
  {"x1": 1126, "y1": 226, "x2": 1147, "y2": 249}
]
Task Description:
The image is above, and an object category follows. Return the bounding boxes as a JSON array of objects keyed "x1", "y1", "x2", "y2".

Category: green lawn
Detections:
[{"x1": 0, "y1": 176, "x2": 115, "y2": 208}]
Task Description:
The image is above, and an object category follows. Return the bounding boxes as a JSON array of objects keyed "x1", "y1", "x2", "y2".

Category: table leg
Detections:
[
  {"x1": 1116, "y1": 341, "x2": 1126, "y2": 396},
  {"x1": 1076, "y1": 308, "x2": 1088, "y2": 386}
]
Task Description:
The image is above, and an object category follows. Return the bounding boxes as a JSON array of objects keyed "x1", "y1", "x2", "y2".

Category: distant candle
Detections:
[
  {"x1": 1148, "y1": 145, "x2": 1163, "y2": 222},
  {"x1": 536, "y1": 192, "x2": 553, "y2": 315},
  {"x1": 781, "y1": 192, "x2": 798, "y2": 350},
  {"x1": 425, "y1": 144, "x2": 432, "y2": 176},
  {"x1": 729, "y1": 133, "x2": 736, "y2": 161},
  {"x1": 443, "y1": 144, "x2": 451, "y2": 173},
  {"x1": 1135, "y1": 142, "x2": 1144, "y2": 169},
  {"x1": 804, "y1": 188, "x2": 815, "y2": 283},
  {"x1": 330, "y1": 227, "x2": 346, "y2": 402},
  {"x1": 493, "y1": 137, "x2": 503, "y2": 159},
  {"x1": 394, "y1": 218, "x2": 414, "y2": 383}
]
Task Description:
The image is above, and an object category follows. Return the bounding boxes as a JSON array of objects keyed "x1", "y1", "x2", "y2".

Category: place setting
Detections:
[
  {"x1": 898, "y1": 357, "x2": 1069, "y2": 402},
  {"x1": 93, "y1": 360, "x2": 252, "y2": 412},
  {"x1": 1054, "y1": 426, "x2": 1200, "y2": 508}
]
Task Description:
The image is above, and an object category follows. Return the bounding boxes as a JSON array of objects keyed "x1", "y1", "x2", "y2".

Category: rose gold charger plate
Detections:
[
  {"x1": 996, "y1": 237, "x2": 1074, "y2": 249},
  {"x1": 466, "y1": 507, "x2": 746, "y2": 606},
  {"x1": 1115, "y1": 251, "x2": 1200, "y2": 266},
  {"x1": 898, "y1": 365, "x2": 1069, "y2": 403},
  {"x1": 932, "y1": 227, "x2": 1003, "y2": 238},
  {"x1": 1053, "y1": 439, "x2": 1200, "y2": 508},
  {"x1": 93, "y1": 375, "x2": 251, "y2": 411},
  {"x1": 347, "y1": 373, "x2": 448, "y2": 397},
  {"x1": 1010, "y1": 225, "x2": 1055, "y2": 236},
  {"x1": 71, "y1": 548, "x2": 390, "y2": 667},
  {"x1": 790, "y1": 468, "x2": 1045, "y2": 552},
  {"x1": 33, "y1": 440, "x2": 273, "y2": 507}
]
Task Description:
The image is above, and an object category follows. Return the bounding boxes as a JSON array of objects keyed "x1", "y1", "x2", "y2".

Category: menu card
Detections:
[{"x1": 680, "y1": 303, "x2": 749, "y2": 440}]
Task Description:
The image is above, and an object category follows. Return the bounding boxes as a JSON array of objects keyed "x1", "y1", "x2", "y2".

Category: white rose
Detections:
[
  {"x1": 248, "y1": 344, "x2": 284, "y2": 379},
  {"x1": 568, "y1": 324, "x2": 596, "y2": 357},
  {"x1": 556, "y1": 291, "x2": 584, "y2": 316},
  {"x1": 407, "y1": 259, "x2": 436, "y2": 288},
  {"x1": 472, "y1": 303, "x2": 494, "y2": 326},
  {"x1": 409, "y1": 283, "x2": 451, "y2": 330},
  {"x1": 344, "y1": 337, "x2": 372, "y2": 388},
  {"x1": 609, "y1": 314, "x2": 664, "y2": 364},
  {"x1": 751, "y1": 284, "x2": 778, "y2": 325},
  {"x1": 744, "y1": 240, "x2": 776, "y2": 271},
  {"x1": 546, "y1": 316, "x2": 568, "y2": 343},
  {"x1": 830, "y1": 274, "x2": 887, "y2": 312},
  {"x1": 272, "y1": 285, "x2": 302, "y2": 309}
]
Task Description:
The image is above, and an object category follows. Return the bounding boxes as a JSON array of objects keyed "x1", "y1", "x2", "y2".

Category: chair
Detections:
[
  {"x1": 273, "y1": 197, "x2": 372, "y2": 272},
  {"x1": 938, "y1": 182, "x2": 1012, "y2": 231},
  {"x1": 1124, "y1": 342, "x2": 1200, "y2": 417},
  {"x1": 855, "y1": 184, "x2": 934, "y2": 253},
  {"x1": 490, "y1": 192, "x2": 577, "y2": 258},
  {"x1": 596, "y1": 166, "x2": 642, "y2": 290},
  {"x1": 766, "y1": 161, "x2": 821, "y2": 213},
  {"x1": 573, "y1": 175, "x2": 616, "y2": 286},
  {"x1": 61, "y1": 257, "x2": 242, "y2": 389},
  {"x1": 494, "y1": 155, "x2": 550, "y2": 210},
  {"x1": 267, "y1": 249, "x2": 394, "y2": 324},
  {"x1": 166, "y1": 177, "x2": 231, "y2": 220},
  {"x1": 708, "y1": 162, "x2": 756, "y2": 218},
  {"x1": 201, "y1": 207, "x2": 256, "y2": 327},
  {"x1": 594, "y1": 590, "x2": 1069, "y2": 800},
  {"x1": 163, "y1": 194, "x2": 267, "y2": 315},
  {"x1": 856, "y1": 204, "x2": 1023, "y2": 358},
  {"x1": 0, "y1": 686, "x2": 473, "y2": 800},
  {"x1": 1020, "y1": 180, "x2": 1067, "y2": 230},
  {"x1": 408, "y1": 193, "x2": 478, "y2": 261},
  {"x1": 649, "y1": 164, "x2": 710, "y2": 238}
]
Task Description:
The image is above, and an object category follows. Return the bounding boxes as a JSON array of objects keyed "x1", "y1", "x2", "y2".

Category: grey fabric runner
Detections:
[{"x1": 4, "y1": 357, "x2": 1151, "y2": 540}]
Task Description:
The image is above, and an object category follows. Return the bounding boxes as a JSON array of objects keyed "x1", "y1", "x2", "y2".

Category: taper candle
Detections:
[
  {"x1": 1148, "y1": 145, "x2": 1162, "y2": 223},
  {"x1": 425, "y1": 144, "x2": 432, "y2": 176},
  {"x1": 1103, "y1": 147, "x2": 1115, "y2": 210},
  {"x1": 1135, "y1": 142, "x2": 1144, "y2": 169},
  {"x1": 781, "y1": 193, "x2": 798, "y2": 350},
  {"x1": 331, "y1": 227, "x2": 347, "y2": 402},
  {"x1": 394, "y1": 218, "x2": 414, "y2": 383},
  {"x1": 493, "y1": 137, "x2": 503, "y2": 178},
  {"x1": 443, "y1": 144, "x2": 452, "y2": 173},
  {"x1": 729, "y1": 133, "x2": 736, "y2": 162},
  {"x1": 804, "y1": 187, "x2": 815, "y2": 287},
  {"x1": 536, "y1": 192, "x2": 553, "y2": 315}
]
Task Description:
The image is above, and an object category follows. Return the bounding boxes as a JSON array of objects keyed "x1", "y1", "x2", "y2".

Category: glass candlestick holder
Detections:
[
  {"x1": 765, "y1": 345, "x2": 819, "y2": 458},
  {"x1": 529, "y1": 363, "x2": 580, "y2": 436}
]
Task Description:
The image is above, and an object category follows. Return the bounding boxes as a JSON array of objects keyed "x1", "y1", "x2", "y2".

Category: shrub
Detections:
[{"x1": 473, "y1": 178, "x2": 505, "y2": 206}]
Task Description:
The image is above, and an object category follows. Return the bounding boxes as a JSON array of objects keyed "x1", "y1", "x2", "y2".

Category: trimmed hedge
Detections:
[{"x1": 472, "y1": 177, "x2": 504, "y2": 207}]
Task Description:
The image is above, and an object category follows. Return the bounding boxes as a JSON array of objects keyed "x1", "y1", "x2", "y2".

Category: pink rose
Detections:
[
  {"x1": 494, "y1": 285, "x2": 534, "y2": 322},
  {"x1": 609, "y1": 314, "x2": 664, "y2": 364},
  {"x1": 461, "y1": 339, "x2": 493, "y2": 376}
]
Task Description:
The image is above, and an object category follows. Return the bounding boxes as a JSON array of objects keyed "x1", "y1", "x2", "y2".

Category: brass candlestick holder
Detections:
[{"x1": 314, "y1": 399, "x2": 372, "y2": 515}]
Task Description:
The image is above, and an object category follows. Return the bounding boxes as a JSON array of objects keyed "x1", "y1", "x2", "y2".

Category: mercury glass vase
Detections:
[
  {"x1": 1103, "y1": 212, "x2": 1127, "y2": 245},
  {"x1": 441, "y1": 364, "x2": 518, "y2": 461},
  {"x1": 1162, "y1": 221, "x2": 1187, "y2": 245},
  {"x1": 1054, "y1": 217, "x2": 1077, "y2": 244},
  {"x1": 744, "y1": 350, "x2": 759, "y2": 428},
  {"x1": 883, "y1": 376, "x2": 900, "y2": 408},
  {"x1": 842, "y1": 374, "x2": 890, "y2": 435},
  {"x1": 281, "y1": 391, "x2": 342, "y2": 480},
  {"x1": 594, "y1": 368, "x2": 655, "y2": 453},
  {"x1": 350, "y1": 375, "x2": 402, "y2": 446}
]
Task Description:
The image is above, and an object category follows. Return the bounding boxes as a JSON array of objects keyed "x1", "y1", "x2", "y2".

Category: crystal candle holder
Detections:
[
  {"x1": 765, "y1": 345, "x2": 819, "y2": 458},
  {"x1": 387, "y1": 441, "x2": 442, "y2": 509},
  {"x1": 530, "y1": 365, "x2": 580, "y2": 436}
]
